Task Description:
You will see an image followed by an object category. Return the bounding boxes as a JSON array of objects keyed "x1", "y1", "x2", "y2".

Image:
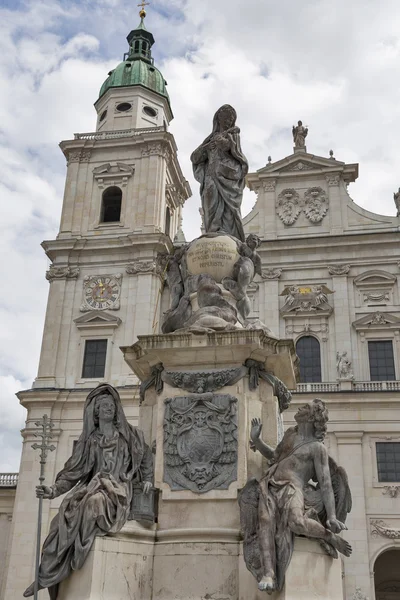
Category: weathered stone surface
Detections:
[
  {"x1": 186, "y1": 235, "x2": 239, "y2": 283},
  {"x1": 164, "y1": 393, "x2": 237, "y2": 493}
]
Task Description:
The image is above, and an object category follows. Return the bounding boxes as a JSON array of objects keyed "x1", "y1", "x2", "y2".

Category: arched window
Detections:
[
  {"x1": 101, "y1": 187, "x2": 122, "y2": 223},
  {"x1": 296, "y1": 336, "x2": 321, "y2": 382},
  {"x1": 165, "y1": 206, "x2": 171, "y2": 237},
  {"x1": 142, "y1": 41, "x2": 148, "y2": 56},
  {"x1": 374, "y1": 548, "x2": 400, "y2": 600},
  {"x1": 134, "y1": 40, "x2": 140, "y2": 53}
]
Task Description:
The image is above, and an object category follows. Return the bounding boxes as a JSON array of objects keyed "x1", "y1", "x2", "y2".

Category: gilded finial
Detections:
[{"x1": 138, "y1": 0, "x2": 150, "y2": 18}]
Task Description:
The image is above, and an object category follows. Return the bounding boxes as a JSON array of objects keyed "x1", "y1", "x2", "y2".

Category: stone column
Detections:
[{"x1": 326, "y1": 174, "x2": 344, "y2": 235}]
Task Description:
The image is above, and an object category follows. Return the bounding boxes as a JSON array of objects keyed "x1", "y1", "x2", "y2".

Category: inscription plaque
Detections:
[{"x1": 186, "y1": 235, "x2": 239, "y2": 283}]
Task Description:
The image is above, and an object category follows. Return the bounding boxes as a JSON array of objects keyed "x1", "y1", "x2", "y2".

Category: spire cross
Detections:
[{"x1": 138, "y1": 0, "x2": 150, "y2": 16}]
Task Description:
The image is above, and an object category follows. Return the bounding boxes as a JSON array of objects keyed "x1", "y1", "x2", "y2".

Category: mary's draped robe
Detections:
[
  {"x1": 29, "y1": 384, "x2": 153, "y2": 600},
  {"x1": 191, "y1": 114, "x2": 248, "y2": 242}
]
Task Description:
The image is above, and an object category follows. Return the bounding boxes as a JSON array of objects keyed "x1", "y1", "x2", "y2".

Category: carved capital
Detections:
[
  {"x1": 261, "y1": 268, "x2": 282, "y2": 280},
  {"x1": 141, "y1": 143, "x2": 169, "y2": 159},
  {"x1": 262, "y1": 179, "x2": 276, "y2": 192},
  {"x1": 325, "y1": 174, "x2": 340, "y2": 186},
  {"x1": 126, "y1": 260, "x2": 162, "y2": 276},
  {"x1": 46, "y1": 265, "x2": 80, "y2": 281},
  {"x1": 328, "y1": 264, "x2": 351, "y2": 275},
  {"x1": 67, "y1": 150, "x2": 91, "y2": 165},
  {"x1": 350, "y1": 588, "x2": 369, "y2": 600}
]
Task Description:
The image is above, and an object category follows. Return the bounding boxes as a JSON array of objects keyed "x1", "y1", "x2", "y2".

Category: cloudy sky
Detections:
[{"x1": 1, "y1": 0, "x2": 400, "y2": 471}]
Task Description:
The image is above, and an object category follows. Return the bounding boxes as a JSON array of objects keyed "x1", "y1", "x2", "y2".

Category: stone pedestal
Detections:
[
  {"x1": 61, "y1": 329, "x2": 301, "y2": 600},
  {"x1": 58, "y1": 532, "x2": 343, "y2": 600}
]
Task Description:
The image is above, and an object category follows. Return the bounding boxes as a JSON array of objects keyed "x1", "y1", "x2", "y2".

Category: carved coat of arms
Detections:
[{"x1": 164, "y1": 393, "x2": 237, "y2": 493}]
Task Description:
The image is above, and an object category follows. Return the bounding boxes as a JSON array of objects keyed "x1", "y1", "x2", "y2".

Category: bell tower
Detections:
[{"x1": 1, "y1": 10, "x2": 191, "y2": 599}]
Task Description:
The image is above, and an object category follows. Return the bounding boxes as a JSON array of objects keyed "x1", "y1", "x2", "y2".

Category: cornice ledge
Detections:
[{"x1": 334, "y1": 431, "x2": 364, "y2": 444}]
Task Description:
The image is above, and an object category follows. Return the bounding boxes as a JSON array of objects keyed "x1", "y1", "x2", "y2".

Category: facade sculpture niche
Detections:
[
  {"x1": 239, "y1": 399, "x2": 352, "y2": 594},
  {"x1": 163, "y1": 393, "x2": 238, "y2": 493}
]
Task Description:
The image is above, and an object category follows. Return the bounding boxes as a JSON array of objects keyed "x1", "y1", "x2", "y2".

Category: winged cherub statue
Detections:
[{"x1": 239, "y1": 399, "x2": 352, "y2": 594}]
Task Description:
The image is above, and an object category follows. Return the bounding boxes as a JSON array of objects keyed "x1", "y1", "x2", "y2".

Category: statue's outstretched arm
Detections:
[{"x1": 249, "y1": 418, "x2": 275, "y2": 460}]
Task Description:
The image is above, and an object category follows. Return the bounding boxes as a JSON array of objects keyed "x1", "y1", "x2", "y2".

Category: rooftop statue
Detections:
[
  {"x1": 23, "y1": 384, "x2": 154, "y2": 600},
  {"x1": 239, "y1": 399, "x2": 352, "y2": 594},
  {"x1": 191, "y1": 104, "x2": 249, "y2": 242},
  {"x1": 292, "y1": 120, "x2": 308, "y2": 148}
]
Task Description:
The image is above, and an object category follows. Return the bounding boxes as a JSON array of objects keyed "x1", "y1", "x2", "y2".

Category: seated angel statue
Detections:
[
  {"x1": 239, "y1": 398, "x2": 352, "y2": 594},
  {"x1": 24, "y1": 384, "x2": 154, "y2": 600}
]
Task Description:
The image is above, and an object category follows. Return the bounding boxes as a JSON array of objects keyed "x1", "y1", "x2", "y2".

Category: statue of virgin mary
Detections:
[
  {"x1": 191, "y1": 104, "x2": 248, "y2": 242},
  {"x1": 23, "y1": 384, "x2": 154, "y2": 600}
]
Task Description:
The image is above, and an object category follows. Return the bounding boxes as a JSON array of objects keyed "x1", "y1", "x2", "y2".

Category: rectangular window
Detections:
[
  {"x1": 82, "y1": 339, "x2": 107, "y2": 378},
  {"x1": 368, "y1": 340, "x2": 396, "y2": 381},
  {"x1": 376, "y1": 442, "x2": 400, "y2": 482}
]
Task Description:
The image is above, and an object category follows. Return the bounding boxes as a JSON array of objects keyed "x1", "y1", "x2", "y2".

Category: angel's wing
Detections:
[
  {"x1": 238, "y1": 478, "x2": 263, "y2": 582},
  {"x1": 329, "y1": 455, "x2": 352, "y2": 523}
]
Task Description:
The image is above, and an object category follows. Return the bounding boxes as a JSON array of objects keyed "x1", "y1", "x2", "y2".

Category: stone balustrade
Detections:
[
  {"x1": 0, "y1": 473, "x2": 18, "y2": 488},
  {"x1": 294, "y1": 380, "x2": 400, "y2": 393},
  {"x1": 74, "y1": 125, "x2": 166, "y2": 140}
]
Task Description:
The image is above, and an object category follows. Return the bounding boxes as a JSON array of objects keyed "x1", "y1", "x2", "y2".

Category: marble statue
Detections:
[
  {"x1": 222, "y1": 234, "x2": 262, "y2": 320},
  {"x1": 292, "y1": 120, "x2": 308, "y2": 147},
  {"x1": 23, "y1": 384, "x2": 154, "y2": 600},
  {"x1": 191, "y1": 104, "x2": 248, "y2": 242},
  {"x1": 336, "y1": 351, "x2": 354, "y2": 380},
  {"x1": 239, "y1": 399, "x2": 352, "y2": 594}
]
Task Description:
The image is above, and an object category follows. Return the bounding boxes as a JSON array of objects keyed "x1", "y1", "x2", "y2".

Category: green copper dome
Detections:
[{"x1": 98, "y1": 17, "x2": 170, "y2": 107}]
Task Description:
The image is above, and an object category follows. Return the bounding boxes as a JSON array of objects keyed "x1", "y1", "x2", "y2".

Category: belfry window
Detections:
[
  {"x1": 134, "y1": 40, "x2": 140, "y2": 53},
  {"x1": 296, "y1": 336, "x2": 322, "y2": 382},
  {"x1": 101, "y1": 187, "x2": 122, "y2": 223}
]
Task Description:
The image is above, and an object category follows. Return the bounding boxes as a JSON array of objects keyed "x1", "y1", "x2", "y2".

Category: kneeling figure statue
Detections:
[
  {"x1": 239, "y1": 399, "x2": 352, "y2": 593},
  {"x1": 24, "y1": 384, "x2": 154, "y2": 600}
]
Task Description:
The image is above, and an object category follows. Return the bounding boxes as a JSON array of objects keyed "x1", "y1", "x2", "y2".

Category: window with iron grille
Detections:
[
  {"x1": 82, "y1": 339, "x2": 107, "y2": 378},
  {"x1": 368, "y1": 340, "x2": 396, "y2": 381},
  {"x1": 376, "y1": 442, "x2": 400, "y2": 482},
  {"x1": 296, "y1": 336, "x2": 322, "y2": 383}
]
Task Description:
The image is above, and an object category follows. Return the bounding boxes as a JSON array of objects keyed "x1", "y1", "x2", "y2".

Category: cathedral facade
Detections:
[{"x1": 1, "y1": 13, "x2": 400, "y2": 600}]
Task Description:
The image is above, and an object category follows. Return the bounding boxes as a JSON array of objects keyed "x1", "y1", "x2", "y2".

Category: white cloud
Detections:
[{"x1": 1, "y1": 0, "x2": 400, "y2": 471}]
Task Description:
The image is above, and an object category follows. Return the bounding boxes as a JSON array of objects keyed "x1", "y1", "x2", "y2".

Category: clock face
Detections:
[{"x1": 82, "y1": 275, "x2": 121, "y2": 311}]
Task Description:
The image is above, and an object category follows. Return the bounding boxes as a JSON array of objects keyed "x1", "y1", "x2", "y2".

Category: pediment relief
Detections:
[
  {"x1": 74, "y1": 311, "x2": 121, "y2": 328},
  {"x1": 352, "y1": 311, "x2": 400, "y2": 329},
  {"x1": 256, "y1": 153, "x2": 345, "y2": 176}
]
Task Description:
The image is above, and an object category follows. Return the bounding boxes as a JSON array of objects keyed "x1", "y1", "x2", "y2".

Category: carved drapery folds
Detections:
[
  {"x1": 276, "y1": 186, "x2": 329, "y2": 225},
  {"x1": 276, "y1": 188, "x2": 301, "y2": 225},
  {"x1": 164, "y1": 393, "x2": 238, "y2": 493},
  {"x1": 303, "y1": 186, "x2": 329, "y2": 223},
  {"x1": 46, "y1": 265, "x2": 80, "y2": 281}
]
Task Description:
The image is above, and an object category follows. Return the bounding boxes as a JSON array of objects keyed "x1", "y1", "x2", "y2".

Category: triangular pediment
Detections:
[
  {"x1": 353, "y1": 311, "x2": 400, "y2": 329},
  {"x1": 74, "y1": 311, "x2": 121, "y2": 328},
  {"x1": 257, "y1": 152, "x2": 345, "y2": 175}
]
